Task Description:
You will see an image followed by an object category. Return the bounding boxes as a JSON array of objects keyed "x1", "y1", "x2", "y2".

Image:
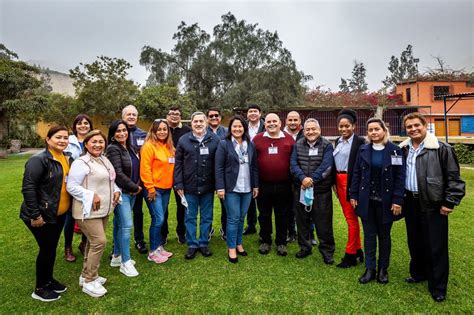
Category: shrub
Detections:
[{"x1": 453, "y1": 143, "x2": 474, "y2": 164}]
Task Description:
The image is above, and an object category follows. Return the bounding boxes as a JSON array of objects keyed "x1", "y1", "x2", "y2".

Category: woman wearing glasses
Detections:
[{"x1": 140, "y1": 119, "x2": 175, "y2": 264}]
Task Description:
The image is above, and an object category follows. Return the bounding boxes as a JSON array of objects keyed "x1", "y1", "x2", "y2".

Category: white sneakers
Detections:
[
  {"x1": 79, "y1": 275, "x2": 107, "y2": 287},
  {"x1": 82, "y1": 279, "x2": 107, "y2": 298},
  {"x1": 110, "y1": 255, "x2": 136, "y2": 267},
  {"x1": 120, "y1": 260, "x2": 139, "y2": 277}
]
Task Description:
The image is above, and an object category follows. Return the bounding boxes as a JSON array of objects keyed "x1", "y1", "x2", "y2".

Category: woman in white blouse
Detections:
[
  {"x1": 67, "y1": 130, "x2": 120, "y2": 298},
  {"x1": 215, "y1": 116, "x2": 259, "y2": 263}
]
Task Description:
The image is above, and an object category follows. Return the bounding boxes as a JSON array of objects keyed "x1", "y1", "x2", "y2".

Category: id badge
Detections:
[
  {"x1": 168, "y1": 157, "x2": 175, "y2": 164},
  {"x1": 137, "y1": 138, "x2": 144, "y2": 146},
  {"x1": 391, "y1": 155, "x2": 403, "y2": 165},
  {"x1": 200, "y1": 147, "x2": 209, "y2": 155},
  {"x1": 268, "y1": 147, "x2": 278, "y2": 155},
  {"x1": 309, "y1": 148, "x2": 318, "y2": 156}
]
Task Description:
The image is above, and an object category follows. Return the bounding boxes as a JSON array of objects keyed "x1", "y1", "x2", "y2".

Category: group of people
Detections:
[{"x1": 20, "y1": 104, "x2": 465, "y2": 303}]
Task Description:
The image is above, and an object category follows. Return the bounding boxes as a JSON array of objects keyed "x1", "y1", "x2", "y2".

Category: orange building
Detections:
[{"x1": 396, "y1": 80, "x2": 474, "y2": 136}]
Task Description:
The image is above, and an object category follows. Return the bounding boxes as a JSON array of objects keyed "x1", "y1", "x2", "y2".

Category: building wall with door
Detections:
[{"x1": 396, "y1": 80, "x2": 474, "y2": 136}]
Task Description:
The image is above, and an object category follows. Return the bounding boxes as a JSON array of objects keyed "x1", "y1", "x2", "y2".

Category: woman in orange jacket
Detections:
[{"x1": 140, "y1": 119, "x2": 175, "y2": 264}]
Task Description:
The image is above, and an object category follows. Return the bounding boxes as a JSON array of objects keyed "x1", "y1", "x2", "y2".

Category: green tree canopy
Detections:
[
  {"x1": 382, "y1": 44, "x2": 419, "y2": 90},
  {"x1": 0, "y1": 44, "x2": 48, "y2": 144},
  {"x1": 339, "y1": 61, "x2": 368, "y2": 93},
  {"x1": 69, "y1": 56, "x2": 139, "y2": 121},
  {"x1": 135, "y1": 85, "x2": 196, "y2": 120},
  {"x1": 140, "y1": 12, "x2": 311, "y2": 112}
]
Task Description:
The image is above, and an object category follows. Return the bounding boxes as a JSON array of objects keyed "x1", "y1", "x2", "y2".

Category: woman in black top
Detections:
[{"x1": 20, "y1": 126, "x2": 72, "y2": 302}]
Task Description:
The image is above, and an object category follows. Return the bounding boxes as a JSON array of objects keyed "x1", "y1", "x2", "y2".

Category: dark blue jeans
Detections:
[{"x1": 361, "y1": 200, "x2": 393, "y2": 270}]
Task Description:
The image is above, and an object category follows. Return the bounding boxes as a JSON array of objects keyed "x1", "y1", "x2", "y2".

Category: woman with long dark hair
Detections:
[
  {"x1": 215, "y1": 115, "x2": 259, "y2": 263},
  {"x1": 20, "y1": 125, "x2": 71, "y2": 302},
  {"x1": 106, "y1": 120, "x2": 141, "y2": 277}
]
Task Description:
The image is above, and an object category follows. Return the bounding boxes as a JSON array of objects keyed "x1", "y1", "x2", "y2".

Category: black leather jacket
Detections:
[
  {"x1": 20, "y1": 149, "x2": 73, "y2": 223},
  {"x1": 400, "y1": 134, "x2": 465, "y2": 211},
  {"x1": 106, "y1": 143, "x2": 140, "y2": 194}
]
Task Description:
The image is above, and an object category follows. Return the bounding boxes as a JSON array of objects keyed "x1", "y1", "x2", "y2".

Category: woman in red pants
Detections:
[{"x1": 333, "y1": 109, "x2": 365, "y2": 268}]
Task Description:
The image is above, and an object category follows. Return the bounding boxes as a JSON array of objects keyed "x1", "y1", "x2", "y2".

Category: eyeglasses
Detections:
[
  {"x1": 167, "y1": 112, "x2": 181, "y2": 117},
  {"x1": 208, "y1": 114, "x2": 220, "y2": 118}
]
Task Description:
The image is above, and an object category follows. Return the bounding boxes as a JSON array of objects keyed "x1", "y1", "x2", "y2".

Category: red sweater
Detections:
[{"x1": 253, "y1": 132, "x2": 295, "y2": 183}]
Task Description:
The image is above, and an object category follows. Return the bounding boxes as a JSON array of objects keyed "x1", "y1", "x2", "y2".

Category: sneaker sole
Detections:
[
  {"x1": 79, "y1": 277, "x2": 107, "y2": 287},
  {"x1": 82, "y1": 287, "x2": 107, "y2": 298},
  {"x1": 120, "y1": 268, "x2": 139, "y2": 277},
  {"x1": 147, "y1": 256, "x2": 168, "y2": 264},
  {"x1": 52, "y1": 287, "x2": 67, "y2": 293},
  {"x1": 31, "y1": 292, "x2": 61, "y2": 302}
]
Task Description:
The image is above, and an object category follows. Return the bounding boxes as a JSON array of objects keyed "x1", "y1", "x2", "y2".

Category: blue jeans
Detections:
[
  {"x1": 185, "y1": 192, "x2": 214, "y2": 248},
  {"x1": 144, "y1": 188, "x2": 171, "y2": 252},
  {"x1": 113, "y1": 193, "x2": 136, "y2": 263},
  {"x1": 225, "y1": 192, "x2": 252, "y2": 248}
]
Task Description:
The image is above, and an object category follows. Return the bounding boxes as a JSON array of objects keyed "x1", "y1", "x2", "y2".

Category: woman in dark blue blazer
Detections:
[
  {"x1": 215, "y1": 115, "x2": 259, "y2": 263},
  {"x1": 350, "y1": 118, "x2": 405, "y2": 284}
]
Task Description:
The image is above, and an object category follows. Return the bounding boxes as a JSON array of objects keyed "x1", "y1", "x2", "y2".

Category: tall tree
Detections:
[
  {"x1": 339, "y1": 60, "x2": 368, "y2": 93},
  {"x1": 140, "y1": 12, "x2": 310, "y2": 112},
  {"x1": 0, "y1": 44, "x2": 48, "y2": 144},
  {"x1": 382, "y1": 44, "x2": 419, "y2": 90},
  {"x1": 135, "y1": 85, "x2": 196, "y2": 120},
  {"x1": 69, "y1": 56, "x2": 139, "y2": 120}
]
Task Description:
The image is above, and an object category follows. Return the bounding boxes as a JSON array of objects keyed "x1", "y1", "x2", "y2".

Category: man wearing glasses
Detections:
[
  {"x1": 163, "y1": 106, "x2": 191, "y2": 245},
  {"x1": 207, "y1": 108, "x2": 227, "y2": 138}
]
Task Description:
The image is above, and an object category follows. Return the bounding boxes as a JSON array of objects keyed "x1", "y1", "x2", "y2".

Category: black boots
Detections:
[
  {"x1": 356, "y1": 249, "x2": 364, "y2": 263},
  {"x1": 359, "y1": 268, "x2": 389, "y2": 284},
  {"x1": 337, "y1": 249, "x2": 364, "y2": 268},
  {"x1": 359, "y1": 268, "x2": 376, "y2": 284},
  {"x1": 336, "y1": 253, "x2": 358, "y2": 268},
  {"x1": 377, "y1": 268, "x2": 389, "y2": 284}
]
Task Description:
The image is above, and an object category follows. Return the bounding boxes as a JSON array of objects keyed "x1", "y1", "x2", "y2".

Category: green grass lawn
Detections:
[{"x1": 1, "y1": 154, "x2": 473, "y2": 313}]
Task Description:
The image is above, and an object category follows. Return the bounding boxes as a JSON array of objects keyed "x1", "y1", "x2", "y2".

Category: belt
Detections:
[
  {"x1": 406, "y1": 190, "x2": 419, "y2": 199},
  {"x1": 336, "y1": 171, "x2": 347, "y2": 174}
]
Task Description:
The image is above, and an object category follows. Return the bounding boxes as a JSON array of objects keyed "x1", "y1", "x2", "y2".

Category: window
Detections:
[
  {"x1": 406, "y1": 88, "x2": 411, "y2": 102},
  {"x1": 434, "y1": 86, "x2": 450, "y2": 98}
]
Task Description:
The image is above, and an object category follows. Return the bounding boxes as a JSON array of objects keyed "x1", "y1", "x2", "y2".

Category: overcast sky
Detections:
[{"x1": 1, "y1": 0, "x2": 472, "y2": 91}]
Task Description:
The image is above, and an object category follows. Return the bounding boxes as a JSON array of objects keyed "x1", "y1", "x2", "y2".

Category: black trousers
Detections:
[
  {"x1": 257, "y1": 181, "x2": 292, "y2": 246},
  {"x1": 161, "y1": 188, "x2": 187, "y2": 239},
  {"x1": 246, "y1": 198, "x2": 258, "y2": 229},
  {"x1": 405, "y1": 193, "x2": 449, "y2": 295},
  {"x1": 25, "y1": 214, "x2": 66, "y2": 289},
  {"x1": 361, "y1": 200, "x2": 393, "y2": 270},
  {"x1": 295, "y1": 189, "x2": 335, "y2": 258},
  {"x1": 63, "y1": 210, "x2": 74, "y2": 248},
  {"x1": 133, "y1": 189, "x2": 145, "y2": 243},
  {"x1": 287, "y1": 187, "x2": 297, "y2": 236}
]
